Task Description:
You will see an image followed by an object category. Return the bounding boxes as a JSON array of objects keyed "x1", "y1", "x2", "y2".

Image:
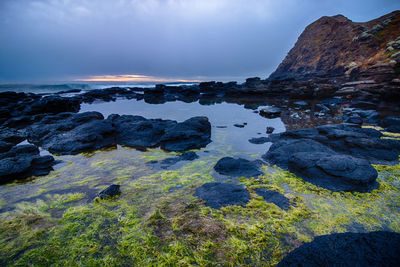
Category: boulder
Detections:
[
  {"x1": 214, "y1": 157, "x2": 263, "y2": 177},
  {"x1": 278, "y1": 231, "x2": 400, "y2": 267},
  {"x1": 194, "y1": 182, "x2": 250, "y2": 209}
]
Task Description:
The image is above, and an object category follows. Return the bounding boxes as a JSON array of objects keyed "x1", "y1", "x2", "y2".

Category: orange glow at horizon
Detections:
[{"x1": 76, "y1": 74, "x2": 200, "y2": 83}]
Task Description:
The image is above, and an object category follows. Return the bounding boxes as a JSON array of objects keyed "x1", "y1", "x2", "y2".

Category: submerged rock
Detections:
[
  {"x1": 148, "y1": 151, "x2": 199, "y2": 169},
  {"x1": 194, "y1": 182, "x2": 250, "y2": 209},
  {"x1": 97, "y1": 184, "x2": 121, "y2": 199},
  {"x1": 278, "y1": 231, "x2": 400, "y2": 266},
  {"x1": 214, "y1": 157, "x2": 263, "y2": 177},
  {"x1": 254, "y1": 188, "x2": 290, "y2": 210},
  {"x1": 0, "y1": 144, "x2": 55, "y2": 184}
]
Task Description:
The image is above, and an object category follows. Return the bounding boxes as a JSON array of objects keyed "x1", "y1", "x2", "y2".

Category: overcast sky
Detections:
[{"x1": 0, "y1": 0, "x2": 399, "y2": 83}]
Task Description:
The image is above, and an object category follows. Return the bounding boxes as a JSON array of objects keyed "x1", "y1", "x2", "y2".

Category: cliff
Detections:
[{"x1": 269, "y1": 11, "x2": 400, "y2": 83}]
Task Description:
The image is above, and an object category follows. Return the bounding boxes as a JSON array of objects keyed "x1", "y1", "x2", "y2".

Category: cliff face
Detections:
[{"x1": 269, "y1": 11, "x2": 400, "y2": 82}]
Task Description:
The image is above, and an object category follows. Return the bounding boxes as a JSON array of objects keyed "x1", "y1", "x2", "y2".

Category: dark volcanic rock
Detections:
[
  {"x1": 148, "y1": 151, "x2": 199, "y2": 169},
  {"x1": 254, "y1": 188, "x2": 290, "y2": 210},
  {"x1": 288, "y1": 152, "x2": 378, "y2": 192},
  {"x1": 263, "y1": 124, "x2": 399, "y2": 192},
  {"x1": 259, "y1": 106, "x2": 282, "y2": 118},
  {"x1": 214, "y1": 157, "x2": 263, "y2": 177},
  {"x1": 264, "y1": 139, "x2": 335, "y2": 168},
  {"x1": 194, "y1": 182, "x2": 250, "y2": 209},
  {"x1": 108, "y1": 114, "x2": 176, "y2": 149},
  {"x1": 266, "y1": 127, "x2": 275, "y2": 134},
  {"x1": 159, "y1": 116, "x2": 211, "y2": 152},
  {"x1": 0, "y1": 144, "x2": 55, "y2": 184},
  {"x1": 97, "y1": 184, "x2": 121, "y2": 199},
  {"x1": 249, "y1": 137, "x2": 270, "y2": 144},
  {"x1": 24, "y1": 95, "x2": 80, "y2": 115},
  {"x1": 278, "y1": 231, "x2": 400, "y2": 267},
  {"x1": 380, "y1": 116, "x2": 400, "y2": 132},
  {"x1": 27, "y1": 112, "x2": 117, "y2": 155}
]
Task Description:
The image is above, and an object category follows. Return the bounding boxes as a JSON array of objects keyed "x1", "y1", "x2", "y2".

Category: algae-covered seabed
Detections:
[{"x1": 0, "y1": 128, "x2": 399, "y2": 266}]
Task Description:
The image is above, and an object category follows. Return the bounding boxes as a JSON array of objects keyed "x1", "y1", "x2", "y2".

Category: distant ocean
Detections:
[{"x1": 0, "y1": 82, "x2": 199, "y2": 94}]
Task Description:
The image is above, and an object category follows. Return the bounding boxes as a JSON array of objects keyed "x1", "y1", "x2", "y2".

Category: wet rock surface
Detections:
[
  {"x1": 278, "y1": 231, "x2": 400, "y2": 267},
  {"x1": 194, "y1": 182, "x2": 250, "y2": 209},
  {"x1": 214, "y1": 157, "x2": 263, "y2": 177},
  {"x1": 0, "y1": 144, "x2": 55, "y2": 183},
  {"x1": 254, "y1": 188, "x2": 290, "y2": 210},
  {"x1": 27, "y1": 112, "x2": 117, "y2": 155},
  {"x1": 97, "y1": 184, "x2": 121, "y2": 199},
  {"x1": 263, "y1": 124, "x2": 399, "y2": 192}
]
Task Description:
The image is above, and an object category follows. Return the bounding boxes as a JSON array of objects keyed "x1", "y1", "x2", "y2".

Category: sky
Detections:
[{"x1": 0, "y1": 0, "x2": 399, "y2": 83}]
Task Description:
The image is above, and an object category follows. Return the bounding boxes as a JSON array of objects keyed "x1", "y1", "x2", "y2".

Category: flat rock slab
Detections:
[
  {"x1": 278, "y1": 231, "x2": 400, "y2": 267},
  {"x1": 194, "y1": 182, "x2": 250, "y2": 209},
  {"x1": 214, "y1": 157, "x2": 263, "y2": 177},
  {"x1": 0, "y1": 144, "x2": 55, "y2": 184},
  {"x1": 254, "y1": 188, "x2": 290, "y2": 210}
]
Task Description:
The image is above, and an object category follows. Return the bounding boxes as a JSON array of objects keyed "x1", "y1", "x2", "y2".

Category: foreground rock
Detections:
[
  {"x1": 0, "y1": 144, "x2": 55, "y2": 184},
  {"x1": 278, "y1": 231, "x2": 400, "y2": 266},
  {"x1": 263, "y1": 124, "x2": 400, "y2": 192},
  {"x1": 214, "y1": 157, "x2": 263, "y2": 177},
  {"x1": 194, "y1": 182, "x2": 250, "y2": 209}
]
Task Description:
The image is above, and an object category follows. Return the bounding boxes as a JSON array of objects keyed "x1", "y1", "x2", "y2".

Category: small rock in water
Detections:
[
  {"x1": 259, "y1": 106, "x2": 282, "y2": 118},
  {"x1": 234, "y1": 123, "x2": 246, "y2": 128},
  {"x1": 214, "y1": 157, "x2": 263, "y2": 177},
  {"x1": 266, "y1": 127, "x2": 275, "y2": 134},
  {"x1": 97, "y1": 184, "x2": 121, "y2": 199},
  {"x1": 249, "y1": 137, "x2": 270, "y2": 144}
]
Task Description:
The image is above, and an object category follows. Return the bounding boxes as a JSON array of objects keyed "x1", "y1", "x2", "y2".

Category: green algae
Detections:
[{"x1": 0, "y1": 142, "x2": 400, "y2": 266}]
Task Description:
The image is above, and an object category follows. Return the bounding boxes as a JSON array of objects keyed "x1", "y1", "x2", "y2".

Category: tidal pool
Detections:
[{"x1": 1, "y1": 98, "x2": 399, "y2": 266}]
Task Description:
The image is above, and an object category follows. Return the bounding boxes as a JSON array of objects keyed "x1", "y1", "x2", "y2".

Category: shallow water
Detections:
[{"x1": 1, "y1": 97, "x2": 399, "y2": 266}]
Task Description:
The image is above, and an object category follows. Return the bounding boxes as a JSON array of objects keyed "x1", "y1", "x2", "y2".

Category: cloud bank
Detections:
[{"x1": 0, "y1": 0, "x2": 399, "y2": 82}]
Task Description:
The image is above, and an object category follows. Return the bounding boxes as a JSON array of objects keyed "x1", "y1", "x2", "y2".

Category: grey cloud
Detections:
[{"x1": 0, "y1": 0, "x2": 399, "y2": 82}]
